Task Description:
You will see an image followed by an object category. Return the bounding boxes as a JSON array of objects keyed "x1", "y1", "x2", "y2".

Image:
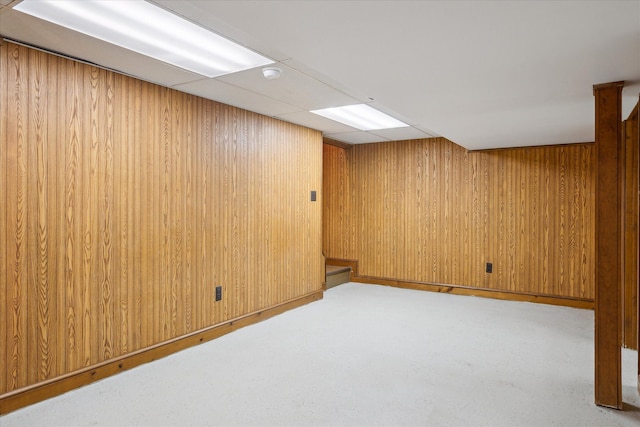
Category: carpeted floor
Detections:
[{"x1": 2, "y1": 282, "x2": 639, "y2": 426}]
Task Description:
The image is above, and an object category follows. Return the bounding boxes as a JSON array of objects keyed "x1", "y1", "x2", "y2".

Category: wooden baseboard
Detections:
[
  {"x1": 351, "y1": 276, "x2": 594, "y2": 310},
  {"x1": 323, "y1": 257, "x2": 592, "y2": 309},
  {"x1": 0, "y1": 290, "x2": 323, "y2": 415}
]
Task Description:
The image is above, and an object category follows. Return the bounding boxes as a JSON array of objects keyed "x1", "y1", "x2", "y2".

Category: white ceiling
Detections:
[{"x1": 1, "y1": 0, "x2": 639, "y2": 150}]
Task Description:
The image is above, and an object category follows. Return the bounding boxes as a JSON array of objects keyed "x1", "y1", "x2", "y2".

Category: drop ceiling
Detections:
[{"x1": 1, "y1": 0, "x2": 639, "y2": 150}]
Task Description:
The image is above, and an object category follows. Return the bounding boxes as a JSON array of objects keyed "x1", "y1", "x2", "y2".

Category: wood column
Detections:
[
  {"x1": 637, "y1": 99, "x2": 640, "y2": 398},
  {"x1": 632, "y1": 98, "x2": 640, "y2": 396},
  {"x1": 622, "y1": 102, "x2": 639, "y2": 351},
  {"x1": 594, "y1": 81, "x2": 624, "y2": 409}
]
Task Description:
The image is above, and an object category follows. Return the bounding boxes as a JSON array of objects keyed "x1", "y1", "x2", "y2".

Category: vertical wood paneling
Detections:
[
  {"x1": 623, "y1": 102, "x2": 639, "y2": 350},
  {"x1": 0, "y1": 40, "x2": 8, "y2": 396},
  {"x1": 7, "y1": 43, "x2": 29, "y2": 391},
  {"x1": 31, "y1": 46, "x2": 56, "y2": 383},
  {"x1": 84, "y1": 64, "x2": 99, "y2": 366},
  {"x1": 113, "y1": 73, "x2": 125, "y2": 354},
  {"x1": 101, "y1": 68, "x2": 115, "y2": 362},
  {"x1": 64, "y1": 55, "x2": 80, "y2": 373},
  {"x1": 0, "y1": 41, "x2": 323, "y2": 397},
  {"x1": 322, "y1": 144, "x2": 352, "y2": 259},
  {"x1": 323, "y1": 138, "x2": 595, "y2": 300},
  {"x1": 184, "y1": 94, "x2": 194, "y2": 332},
  {"x1": 138, "y1": 81, "x2": 150, "y2": 349}
]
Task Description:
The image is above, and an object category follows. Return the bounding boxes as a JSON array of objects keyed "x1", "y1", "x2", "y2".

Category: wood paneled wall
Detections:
[
  {"x1": 323, "y1": 144, "x2": 354, "y2": 258},
  {"x1": 0, "y1": 41, "x2": 324, "y2": 396},
  {"x1": 323, "y1": 138, "x2": 595, "y2": 300},
  {"x1": 623, "y1": 101, "x2": 639, "y2": 350}
]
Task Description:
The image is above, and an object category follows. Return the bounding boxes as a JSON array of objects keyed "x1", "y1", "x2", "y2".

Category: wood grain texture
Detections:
[
  {"x1": 323, "y1": 138, "x2": 595, "y2": 300},
  {"x1": 593, "y1": 81, "x2": 624, "y2": 409},
  {"x1": 0, "y1": 290, "x2": 322, "y2": 415},
  {"x1": 0, "y1": 36, "x2": 8, "y2": 397},
  {"x1": 351, "y1": 276, "x2": 594, "y2": 310},
  {"x1": 622, "y1": 101, "x2": 639, "y2": 350},
  {"x1": 0, "y1": 41, "x2": 324, "y2": 399}
]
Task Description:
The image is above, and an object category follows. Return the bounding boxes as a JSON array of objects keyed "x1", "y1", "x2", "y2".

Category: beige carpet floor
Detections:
[{"x1": 2, "y1": 282, "x2": 639, "y2": 426}]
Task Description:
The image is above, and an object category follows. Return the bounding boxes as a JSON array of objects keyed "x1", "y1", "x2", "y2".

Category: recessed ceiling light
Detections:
[
  {"x1": 310, "y1": 104, "x2": 409, "y2": 131},
  {"x1": 13, "y1": 0, "x2": 274, "y2": 78}
]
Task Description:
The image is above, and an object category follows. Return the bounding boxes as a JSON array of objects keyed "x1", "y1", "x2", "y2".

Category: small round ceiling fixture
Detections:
[{"x1": 262, "y1": 67, "x2": 282, "y2": 80}]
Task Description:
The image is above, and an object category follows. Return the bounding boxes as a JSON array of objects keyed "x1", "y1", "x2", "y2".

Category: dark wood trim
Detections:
[
  {"x1": 594, "y1": 81, "x2": 624, "y2": 409},
  {"x1": 622, "y1": 102, "x2": 639, "y2": 350},
  {"x1": 627, "y1": 102, "x2": 638, "y2": 122},
  {"x1": 351, "y1": 276, "x2": 594, "y2": 310},
  {"x1": 635, "y1": 96, "x2": 640, "y2": 395},
  {"x1": 325, "y1": 257, "x2": 359, "y2": 277},
  {"x1": 323, "y1": 138, "x2": 353, "y2": 149},
  {"x1": 327, "y1": 256, "x2": 591, "y2": 309},
  {"x1": 0, "y1": 291, "x2": 323, "y2": 415},
  {"x1": 593, "y1": 81, "x2": 626, "y2": 91}
]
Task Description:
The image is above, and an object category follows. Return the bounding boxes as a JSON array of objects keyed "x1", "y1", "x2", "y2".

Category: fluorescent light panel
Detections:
[
  {"x1": 310, "y1": 104, "x2": 409, "y2": 131},
  {"x1": 14, "y1": 0, "x2": 273, "y2": 78}
]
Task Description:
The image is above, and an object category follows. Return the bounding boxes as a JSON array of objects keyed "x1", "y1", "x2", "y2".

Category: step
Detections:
[{"x1": 325, "y1": 264, "x2": 351, "y2": 289}]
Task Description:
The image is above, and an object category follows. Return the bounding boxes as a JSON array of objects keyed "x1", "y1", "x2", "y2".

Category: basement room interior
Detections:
[{"x1": 1, "y1": 0, "x2": 639, "y2": 425}]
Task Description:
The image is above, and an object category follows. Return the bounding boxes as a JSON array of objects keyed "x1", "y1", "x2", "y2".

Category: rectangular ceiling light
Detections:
[
  {"x1": 13, "y1": 0, "x2": 274, "y2": 78},
  {"x1": 310, "y1": 104, "x2": 409, "y2": 131}
]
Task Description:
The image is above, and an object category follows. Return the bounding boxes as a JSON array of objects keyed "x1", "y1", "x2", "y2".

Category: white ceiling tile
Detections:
[
  {"x1": 369, "y1": 127, "x2": 434, "y2": 142},
  {"x1": 173, "y1": 78, "x2": 301, "y2": 117},
  {"x1": 325, "y1": 132, "x2": 391, "y2": 145},
  {"x1": 414, "y1": 126, "x2": 441, "y2": 138},
  {"x1": 216, "y1": 63, "x2": 360, "y2": 111},
  {"x1": 281, "y1": 58, "x2": 374, "y2": 104}
]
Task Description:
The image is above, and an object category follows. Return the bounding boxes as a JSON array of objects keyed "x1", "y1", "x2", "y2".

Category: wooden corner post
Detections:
[{"x1": 594, "y1": 81, "x2": 624, "y2": 409}]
